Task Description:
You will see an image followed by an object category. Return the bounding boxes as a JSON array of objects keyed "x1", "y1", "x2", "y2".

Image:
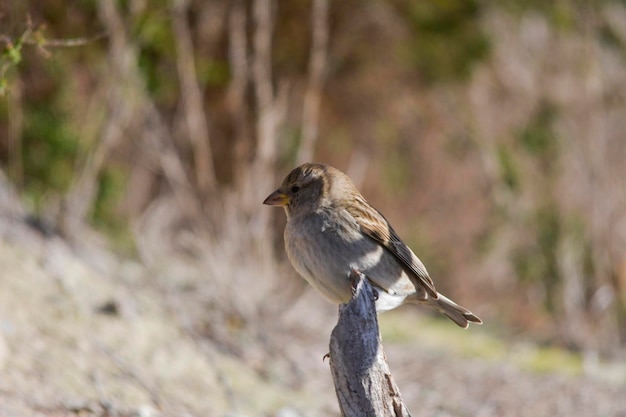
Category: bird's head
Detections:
[{"x1": 263, "y1": 163, "x2": 356, "y2": 218}]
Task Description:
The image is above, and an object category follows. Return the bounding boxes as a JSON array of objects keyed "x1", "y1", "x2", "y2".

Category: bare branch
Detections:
[
  {"x1": 252, "y1": 0, "x2": 277, "y2": 164},
  {"x1": 171, "y1": 0, "x2": 216, "y2": 193},
  {"x1": 60, "y1": 0, "x2": 205, "y2": 237},
  {"x1": 59, "y1": 0, "x2": 140, "y2": 238},
  {"x1": 227, "y1": 0, "x2": 250, "y2": 185},
  {"x1": 25, "y1": 32, "x2": 108, "y2": 48},
  {"x1": 297, "y1": 0, "x2": 329, "y2": 165},
  {"x1": 246, "y1": 0, "x2": 280, "y2": 241},
  {"x1": 98, "y1": 0, "x2": 203, "y2": 223}
]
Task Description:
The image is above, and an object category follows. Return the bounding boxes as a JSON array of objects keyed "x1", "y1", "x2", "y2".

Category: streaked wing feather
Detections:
[{"x1": 346, "y1": 198, "x2": 438, "y2": 299}]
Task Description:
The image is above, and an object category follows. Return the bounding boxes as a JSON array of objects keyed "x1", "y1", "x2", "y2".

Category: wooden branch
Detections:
[
  {"x1": 247, "y1": 0, "x2": 279, "y2": 241},
  {"x1": 57, "y1": 0, "x2": 135, "y2": 238},
  {"x1": 252, "y1": 0, "x2": 277, "y2": 165},
  {"x1": 296, "y1": 0, "x2": 329, "y2": 165},
  {"x1": 97, "y1": 0, "x2": 204, "y2": 223},
  {"x1": 227, "y1": 0, "x2": 250, "y2": 187},
  {"x1": 329, "y1": 270, "x2": 412, "y2": 417},
  {"x1": 171, "y1": 0, "x2": 216, "y2": 193}
]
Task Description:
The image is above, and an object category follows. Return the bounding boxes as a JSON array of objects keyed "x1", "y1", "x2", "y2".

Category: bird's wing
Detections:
[{"x1": 345, "y1": 198, "x2": 438, "y2": 299}]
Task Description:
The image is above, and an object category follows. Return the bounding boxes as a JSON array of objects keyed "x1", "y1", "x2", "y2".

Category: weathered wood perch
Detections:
[{"x1": 329, "y1": 270, "x2": 412, "y2": 417}]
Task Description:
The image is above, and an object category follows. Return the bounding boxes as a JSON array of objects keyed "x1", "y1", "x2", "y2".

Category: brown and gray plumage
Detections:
[{"x1": 263, "y1": 163, "x2": 482, "y2": 328}]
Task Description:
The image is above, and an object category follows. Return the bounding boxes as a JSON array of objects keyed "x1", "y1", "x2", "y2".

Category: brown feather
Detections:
[{"x1": 345, "y1": 195, "x2": 439, "y2": 299}]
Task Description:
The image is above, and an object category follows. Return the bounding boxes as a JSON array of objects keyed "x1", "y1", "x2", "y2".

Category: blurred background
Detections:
[{"x1": 1, "y1": 0, "x2": 626, "y2": 416}]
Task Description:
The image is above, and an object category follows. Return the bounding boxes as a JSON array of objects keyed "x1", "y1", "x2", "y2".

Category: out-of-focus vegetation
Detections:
[{"x1": 1, "y1": 0, "x2": 626, "y2": 357}]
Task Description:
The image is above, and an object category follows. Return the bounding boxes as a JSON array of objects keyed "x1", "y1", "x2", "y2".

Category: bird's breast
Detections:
[{"x1": 284, "y1": 209, "x2": 396, "y2": 304}]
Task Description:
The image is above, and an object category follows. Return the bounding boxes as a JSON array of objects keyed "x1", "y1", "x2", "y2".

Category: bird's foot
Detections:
[{"x1": 348, "y1": 268, "x2": 364, "y2": 296}]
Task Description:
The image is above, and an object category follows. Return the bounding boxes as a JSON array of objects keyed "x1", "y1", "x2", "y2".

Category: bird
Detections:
[{"x1": 263, "y1": 162, "x2": 482, "y2": 328}]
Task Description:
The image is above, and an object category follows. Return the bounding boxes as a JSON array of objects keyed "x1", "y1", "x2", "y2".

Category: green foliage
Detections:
[
  {"x1": 517, "y1": 344, "x2": 583, "y2": 375},
  {"x1": 22, "y1": 102, "x2": 79, "y2": 210},
  {"x1": 496, "y1": 144, "x2": 520, "y2": 190},
  {"x1": 598, "y1": 22, "x2": 625, "y2": 50},
  {"x1": 498, "y1": 0, "x2": 617, "y2": 32},
  {"x1": 196, "y1": 58, "x2": 230, "y2": 88},
  {"x1": 132, "y1": 6, "x2": 177, "y2": 102},
  {"x1": 90, "y1": 166, "x2": 135, "y2": 253},
  {"x1": 0, "y1": 0, "x2": 101, "y2": 98},
  {"x1": 517, "y1": 100, "x2": 559, "y2": 159},
  {"x1": 5, "y1": 43, "x2": 22, "y2": 65},
  {"x1": 498, "y1": 0, "x2": 575, "y2": 29},
  {"x1": 490, "y1": 100, "x2": 560, "y2": 197},
  {"x1": 535, "y1": 204, "x2": 561, "y2": 312},
  {"x1": 91, "y1": 167, "x2": 125, "y2": 225},
  {"x1": 400, "y1": 0, "x2": 491, "y2": 83},
  {"x1": 0, "y1": 24, "x2": 34, "y2": 96},
  {"x1": 512, "y1": 204, "x2": 562, "y2": 313},
  {"x1": 380, "y1": 311, "x2": 584, "y2": 376}
]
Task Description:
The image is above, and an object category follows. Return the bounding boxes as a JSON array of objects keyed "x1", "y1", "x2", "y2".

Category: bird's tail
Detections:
[{"x1": 429, "y1": 293, "x2": 482, "y2": 329}]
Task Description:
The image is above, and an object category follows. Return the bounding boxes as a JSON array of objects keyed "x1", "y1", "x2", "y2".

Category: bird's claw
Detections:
[{"x1": 348, "y1": 268, "x2": 363, "y2": 296}]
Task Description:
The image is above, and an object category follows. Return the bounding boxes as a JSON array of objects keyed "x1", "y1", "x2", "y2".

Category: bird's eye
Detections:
[{"x1": 291, "y1": 185, "x2": 300, "y2": 193}]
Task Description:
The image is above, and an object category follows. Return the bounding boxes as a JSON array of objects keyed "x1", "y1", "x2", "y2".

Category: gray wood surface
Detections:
[{"x1": 329, "y1": 270, "x2": 412, "y2": 417}]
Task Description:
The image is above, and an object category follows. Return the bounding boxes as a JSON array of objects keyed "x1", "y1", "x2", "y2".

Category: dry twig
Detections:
[
  {"x1": 297, "y1": 0, "x2": 329, "y2": 165},
  {"x1": 171, "y1": 0, "x2": 216, "y2": 193}
]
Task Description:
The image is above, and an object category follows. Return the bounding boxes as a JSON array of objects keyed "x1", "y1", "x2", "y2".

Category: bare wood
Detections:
[
  {"x1": 171, "y1": 0, "x2": 216, "y2": 193},
  {"x1": 252, "y1": 0, "x2": 277, "y2": 164},
  {"x1": 101, "y1": 0, "x2": 202, "y2": 221},
  {"x1": 248, "y1": 0, "x2": 279, "y2": 241},
  {"x1": 227, "y1": 0, "x2": 250, "y2": 187},
  {"x1": 329, "y1": 270, "x2": 412, "y2": 417},
  {"x1": 296, "y1": 0, "x2": 329, "y2": 165},
  {"x1": 60, "y1": 0, "x2": 203, "y2": 237},
  {"x1": 59, "y1": 0, "x2": 136, "y2": 237}
]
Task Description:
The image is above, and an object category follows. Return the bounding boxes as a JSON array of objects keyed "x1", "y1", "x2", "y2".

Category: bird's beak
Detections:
[{"x1": 263, "y1": 189, "x2": 290, "y2": 206}]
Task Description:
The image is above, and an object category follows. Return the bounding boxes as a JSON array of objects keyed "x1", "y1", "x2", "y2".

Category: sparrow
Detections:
[{"x1": 263, "y1": 163, "x2": 482, "y2": 328}]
